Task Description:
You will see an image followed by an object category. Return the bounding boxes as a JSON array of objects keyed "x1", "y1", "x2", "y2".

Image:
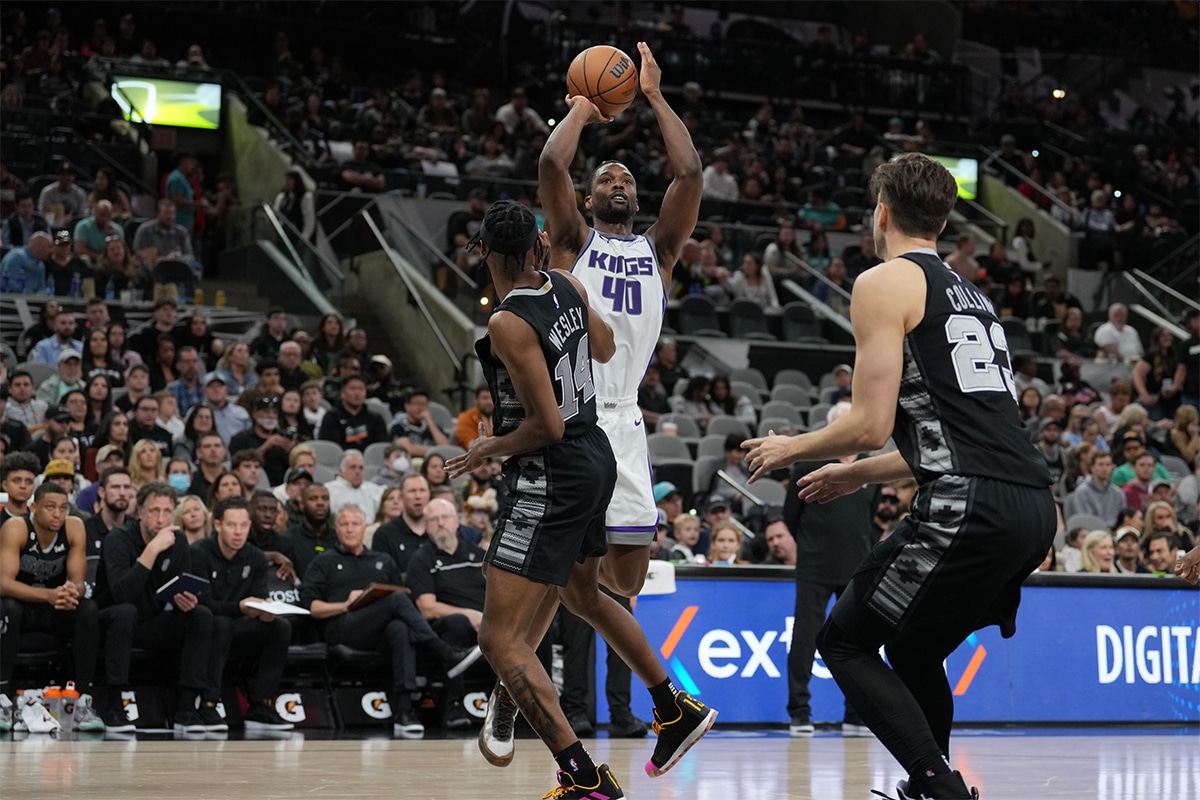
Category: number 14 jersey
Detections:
[
  {"x1": 569, "y1": 230, "x2": 667, "y2": 402},
  {"x1": 893, "y1": 249, "x2": 1050, "y2": 488}
]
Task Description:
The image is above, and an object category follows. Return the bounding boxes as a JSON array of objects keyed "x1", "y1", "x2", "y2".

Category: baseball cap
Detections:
[
  {"x1": 47, "y1": 405, "x2": 72, "y2": 422},
  {"x1": 285, "y1": 467, "x2": 314, "y2": 485},
  {"x1": 833, "y1": 363, "x2": 853, "y2": 375},
  {"x1": 153, "y1": 297, "x2": 178, "y2": 310},
  {"x1": 1122, "y1": 431, "x2": 1144, "y2": 444},
  {"x1": 44, "y1": 459, "x2": 75, "y2": 478},
  {"x1": 1114, "y1": 526, "x2": 1140, "y2": 542},
  {"x1": 1038, "y1": 417, "x2": 1060, "y2": 432},
  {"x1": 888, "y1": 116, "x2": 904, "y2": 128},
  {"x1": 202, "y1": 371, "x2": 227, "y2": 386},
  {"x1": 53, "y1": 230, "x2": 71, "y2": 245},
  {"x1": 57, "y1": 348, "x2": 82, "y2": 363},
  {"x1": 705, "y1": 496, "x2": 730, "y2": 514},
  {"x1": 1150, "y1": 479, "x2": 1173, "y2": 493},
  {"x1": 371, "y1": 354, "x2": 393, "y2": 368},
  {"x1": 468, "y1": 187, "x2": 489, "y2": 201},
  {"x1": 653, "y1": 482, "x2": 680, "y2": 503},
  {"x1": 431, "y1": 87, "x2": 447, "y2": 98},
  {"x1": 96, "y1": 444, "x2": 124, "y2": 464}
]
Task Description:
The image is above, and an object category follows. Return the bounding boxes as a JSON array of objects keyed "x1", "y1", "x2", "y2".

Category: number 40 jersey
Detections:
[
  {"x1": 569, "y1": 230, "x2": 667, "y2": 402},
  {"x1": 893, "y1": 248, "x2": 1051, "y2": 489}
]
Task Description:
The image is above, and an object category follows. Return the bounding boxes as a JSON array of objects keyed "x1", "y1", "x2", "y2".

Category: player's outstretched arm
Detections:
[
  {"x1": 796, "y1": 450, "x2": 912, "y2": 505},
  {"x1": 744, "y1": 260, "x2": 923, "y2": 480},
  {"x1": 540, "y1": 96, "x2": 607, "y2": 261},
  {"x1": 638, "y1": 41, "x2": 702, "y2": 280}
]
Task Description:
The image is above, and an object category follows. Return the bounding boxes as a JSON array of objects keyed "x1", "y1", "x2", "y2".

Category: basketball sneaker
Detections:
[
  {"x1": 479, "y1": 681, "x2": 518, "y2": 767},
  {"x1": 393, "y1": 708, "x2": 425, "y2": 739},
  {"x1": 0, "y1": 695, "x2": 13, "y2": 733},
  {"x1": 71, "y1": 694, "x2": 106, "y2": 732},
  {"x1": 789, "y1": 716, "x2": 815, "y2": 737},
  {"x1": 645, "y1": 692, "x2": 717, "y2": 777},
  {"x1": 173, "y1": 708, "x2": 207, "y2": 735},
  {"x1": 102, "y1": 705, "x2": 136, "y2": 733},
  {"x1": 15, "y1": 691, "x2": 60, "y2": 734},
  {"x1": 542, "y1": 763, "x2": 625, "y2": 800},
  {"x1": 199, "y1": 702, "x2": 228, "y2": 732},
  {"x1": 872, "y1": 770, "x2": 979, "y2": 800},
  {"x1": 244, "y1": 702, "x2": 294, "y2": 731}
]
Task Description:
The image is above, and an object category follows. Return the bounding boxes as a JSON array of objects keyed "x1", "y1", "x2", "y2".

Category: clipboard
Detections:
[
  {"x1": 347, "y1": 582, "x2": 406, "y2": 611},
  {"x1": 155, "y1": 572, "x2": 211, "y2": 602}
]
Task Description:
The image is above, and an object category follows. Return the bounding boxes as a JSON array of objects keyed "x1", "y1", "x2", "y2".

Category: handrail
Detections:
[
  {"x1": 382, "y1": 209, "x2": 478, "y2": 292},
  {"x1": 323, "y1": 195, "x2": 381, "y2": 243},
  {"x1": 782, "y1": 252, "x2": 851, "y2": 304},
  {"x1": 258, "y1": 202, "x2": 344, "y2": 284},
  {"x1": 979, "y1": 147, "x2": 1075, "y2": 215},
  {"x1": 1128, "y1": 304, "x2": 1189, "y2": 341},
  {"x1": 1120, "y1": 273, "x2": 1175, "y2": 320},
  {"x1": 360, "y1": 211, "x2": 463, "y2": 374},
  {"x1": 1132, "y1": 266, "x2": 1200, "y2": 313},
  {"x1": 780, "y1": 279, "x2": 855, "y2": 336},
  {"x1": 223, "y1": 70, "x2": 314, "y2": 168},
  {"x1": 258, "y1": 203, "x2": 315, "y2": 286},
  {"x1": 958, "y1": 196, "x2": 1007, "y2": 230},
  {"x1": 1041, "y1": 119, "x2": 1087, "y2": 145}
]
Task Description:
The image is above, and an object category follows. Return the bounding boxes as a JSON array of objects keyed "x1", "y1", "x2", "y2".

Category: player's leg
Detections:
[{"x1": 598, "y1": 543, "x2": 652, "y2": 597}]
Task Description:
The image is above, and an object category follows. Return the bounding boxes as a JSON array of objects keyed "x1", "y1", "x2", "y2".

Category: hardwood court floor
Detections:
[{"x1": 2, "y1": 728, "x2": 1196, "y2": 799}]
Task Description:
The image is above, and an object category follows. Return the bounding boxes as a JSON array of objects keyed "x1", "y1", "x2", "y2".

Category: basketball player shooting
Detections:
[
  {"x1": 473, "y1": 40, "x2": 717, "y2": 782},
  {"x1": 743, "y1": 153, "x2": 1056, "y2": 800}
]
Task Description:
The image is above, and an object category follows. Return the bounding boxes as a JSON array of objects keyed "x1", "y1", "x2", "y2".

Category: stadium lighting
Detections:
[{"x1": 1052, "y1": 89, "x2": 1066, "y2": 99}]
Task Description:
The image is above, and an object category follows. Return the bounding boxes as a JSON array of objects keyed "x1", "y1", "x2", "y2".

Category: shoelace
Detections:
[
  {"x1": 649, "y1": 697, "x2": 683, "y2": 736},
  {"x1": 493, "y1": 687, "x2": 519, "y2": 740}
]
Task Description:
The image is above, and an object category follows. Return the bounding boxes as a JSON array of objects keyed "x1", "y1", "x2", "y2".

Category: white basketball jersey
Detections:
[{"x1": 570, "y1": 230, "x2": 666, "y2": 401}]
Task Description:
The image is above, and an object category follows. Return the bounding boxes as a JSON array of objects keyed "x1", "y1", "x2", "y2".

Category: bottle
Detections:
[
  {"x1": 16, "y1": 270, "x2": 26, "y2": 293},
  {"x1": 1, "y1": 267, "x2": 9, "y2": 293},
  {"x1": 104, "y1": 277, "x2": 115, "y2": 300},
  {"x1": 61, "y1": 681, "x2": 80, "y2": 724},
  {"x1": 214, "y1": 289, "x2": 225, "y2": 307},
  {"x1": 194, "y1": 288, "x2": 204, "y2": 306},
  {"x1": 70, "y1": 272, "x2": 82, "y2": 298},
  {"x1": 43, "y1": 685, "x2": 62, "y2": 724}
]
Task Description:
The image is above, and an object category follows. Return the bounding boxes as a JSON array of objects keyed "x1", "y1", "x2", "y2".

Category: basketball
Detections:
[{"x1": 566, "y1": 45, "x2": 638, "y2": 118}]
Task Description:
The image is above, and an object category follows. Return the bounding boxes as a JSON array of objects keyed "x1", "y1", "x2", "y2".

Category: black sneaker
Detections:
[
  {"x1": 608, "y1": 714, "x2": 647, "y2": 738},
  {"x1": 566, "y1": 711, "x2": 594, "y2": 737},
  {"x1": 543, "y1": 763, "x2": 625, "y2": 800},
  {"x1": 443, "y1": 700, "x2": 475, "y2": 731},
  {"x1": 244, "y1": 703, "x2": 294, "y2": 731},
  {"x1": 445, "y1": 645, "x2": 483, "y2": 679},
  {"x1": 198, "y1": 702, "x2": 228, "y2": 732},
  {"x1": 392, "y1": 708, "x2": 425, "y2": 739},
  {"x1": 789, "y1": 716, "x2": 815, "y2": 737},
  {"x1": 645, "y1": 692, "x2": 717, "y2": 777},
  {"x1": 102, "y1": 706, "x2": 136, "y2": 733},
  {"x1": 173, "y1": 708, "x2": 206, "y2": 734},
  {"x1": 883, "y1": 770, "x2": 979, "y2": 800}
]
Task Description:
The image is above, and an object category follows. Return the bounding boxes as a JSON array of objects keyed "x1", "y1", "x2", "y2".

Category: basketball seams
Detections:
[{"x1": 568, "y1": 45, "x2": 637, "y2": 117}]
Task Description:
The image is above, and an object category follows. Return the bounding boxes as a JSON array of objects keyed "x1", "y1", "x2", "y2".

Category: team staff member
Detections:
[
  {"x1": 370, "y1": 473, "x2": 431, "y2": 578},
  {"x1": 248, "y1": 490, "x2": 299, "y2": 582},
  {"x1": 299, "y1": 505, "x2": 480, "y2": 739},
  {"x1": 407, "y1": 497, "x2": 486, "y2": 730},
  {"x1": 95, "y1": 481, "x2": 224, "y2": 733},
  {"x1": 82, "y1": 466, "x2": 134, "y2": 584},
  {"x1": 0, "y1": 483, "x2": 104, "y2": 732},
  {"x1": 190, "y1": 496, "x2": 294, "y2": 731},
  {"x1": 283, "y1": 483, "x2": 334, "y2": 578},
  {"x1": 745, "y1": 153, "x2": 1055, "y2": 800}
]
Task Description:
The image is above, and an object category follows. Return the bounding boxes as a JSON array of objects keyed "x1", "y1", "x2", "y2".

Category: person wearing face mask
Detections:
[
  {"x1": 229, "y1": 395, "x2": 293, "y2": 486},
  {"x1": 370, "y1": 443, "x2": 411, "y2": 487},
  {"x1": 165, "y1": 457, "x2": 194, "y2": 495}
]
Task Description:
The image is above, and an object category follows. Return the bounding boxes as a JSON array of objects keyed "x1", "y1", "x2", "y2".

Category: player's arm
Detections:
[
  {"x1": 64, "y1": 517, "x2": 88, "y2": 597},
  {"x1": 447, "y1": 312, "x2": 565, "y2": 475},
  {"x1": 638, "y1": 42, "x2": 703, "y2": 285},
  {"x1": 0, "y1": 520, "x2": 53, "y2": 602},
  {"x1": 745, "y1": 261, "x2": 923, "y2": 480},
  {"x1": 540, "y1": 97, "x2": 605, "y2": 262},
  {"x1": 557, "y1": 269, "x2": 616, "y2": 363},
  {"x1": 795, "y1": 450, "x2": 913, "y2": 505}
]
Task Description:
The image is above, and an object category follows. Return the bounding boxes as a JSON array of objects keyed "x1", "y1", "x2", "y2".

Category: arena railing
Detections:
[
  {"x1": 252, "y1": 201, "x2": 345, "y2": 303},
  {"x1": 781, "y1": 251, "x2": 851, "y2": 312}
]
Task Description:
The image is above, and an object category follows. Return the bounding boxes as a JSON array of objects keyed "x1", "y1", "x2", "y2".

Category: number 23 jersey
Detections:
[
  {"x1": 892, "y1": 249, "x2": 1050, "y2": 488},
  {"x1": 569, "y1": 231, "x2": 666, "y2": 401}
]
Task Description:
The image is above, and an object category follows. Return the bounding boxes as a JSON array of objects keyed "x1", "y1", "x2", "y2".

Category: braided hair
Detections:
[{"x1": 466, "y1": 200, "x2": 541, "y2": 279}]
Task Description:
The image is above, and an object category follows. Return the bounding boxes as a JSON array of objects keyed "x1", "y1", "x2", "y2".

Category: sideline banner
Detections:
[{"x1": 598, "y1": 572, "x2": 1199, "y2": 724}]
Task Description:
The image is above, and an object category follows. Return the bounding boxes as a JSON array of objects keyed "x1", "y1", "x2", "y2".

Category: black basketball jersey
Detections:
[
  {"x1": 15, "y1": 519, "x2": 70, "y2": 589},
  {"x1": 892, "y1": 250, "x2": 1051, "y2": 489},
  {"x1": 475, "y1": 271, "x2": 598, "y2": 441}
]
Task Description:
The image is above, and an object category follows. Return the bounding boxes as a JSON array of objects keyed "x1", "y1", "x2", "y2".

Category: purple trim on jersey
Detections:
[
  {"x1": 569, "y1": 229, "x2": 599, "y2": 274},
  {"x1": 640, "y1": 233, "x2": 670, "y2": 311},
  {"x1": 607, "y1": 525, "x2": 658, "y2": 533}
]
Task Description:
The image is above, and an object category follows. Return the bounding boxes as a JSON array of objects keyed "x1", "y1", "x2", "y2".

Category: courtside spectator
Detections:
[
  {"x1": 285, "y1": 483, "x2": 334, "y2": 578},
  {"x1": 327, "y1": 450, "x2": 384, "y2": 521},
  {"x1": 318, "y1": 373, "x2": 387, "y2": 451},
  {"x1": 390, "y1": 389, "x2": 450, "y2": 457},
  {"x1": 230, "y1": 395, "x2": 292, "y2": 486}
]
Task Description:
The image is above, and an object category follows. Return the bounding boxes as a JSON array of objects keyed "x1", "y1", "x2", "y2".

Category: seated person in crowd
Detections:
[
  {"x1": 189, "y1": 496, "x2": 294, "y2": 730},
  {"x1": 1111, "y1": 433, "x2": 1174, "y2": 487},
  {"x1": 326, "y1": 450, "x2": 384, "y2": 521},
  {"x1": 73, "y1": 200, "x2": 124, "y2": 262},
  {"x1": 317, "y1": 373, "x2": 387, "y2": 451},
  {"x1": 371, "y1": 474, "x2": 431, "y2": 578},
  {"x1": 0, "y1": 483, "x2": 104, "y2": 732},
  {"x1": 1113, "y1": 526, "x2": 1151, "y2": 574},
  {"x1": 406, "y1": 498, "x2": 487, "y2": 730},
  {"x1": 94, "y1": 482, "x2": 223, "y2": 732},
  {"x1": 299, "y1": 504, "x2": 480, "y2": 738},
  {"x1": 0, "y1": 231, "x2": 52, "y2": 294},
  {"x1": 231, "y1": 449, "x2": 265, "y2": 499},
  {"x1": 230, "y1": 395, "x2": 293, "y2": 487},
  {"x1": 32, "y1": 310, "x2": 83, "y2": 367},
  {"x1": 284, "y1": 483, "x2": 335, "y2": 578},
  {"x1": 389, "y1": 389, "x2": 450, "y2": 458},
  {"x1": 454, "y1": 387, "x2": 494, "y2": 449},
  {"x1": 248, "y1": 489, "x2": 299, "y2": 583},
  {"x1": 35, "y1": 350, "x2": 86, "y2": 406},
  {"x1": 1146, "y1": 531, "x2": 1182, "y2": 574}
]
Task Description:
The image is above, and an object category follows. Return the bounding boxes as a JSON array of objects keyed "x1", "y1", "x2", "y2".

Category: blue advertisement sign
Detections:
[{"x1": 597, "y1": 577, "x2": 1200, "y2": 724}]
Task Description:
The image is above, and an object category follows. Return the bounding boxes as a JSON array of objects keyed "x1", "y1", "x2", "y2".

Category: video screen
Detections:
[
  {"x1": 110, "y1": 76, "x2": 222, "y2": 130},
  {"x1": 928, "y1": 155, "x2": 979, "y2": 201}
]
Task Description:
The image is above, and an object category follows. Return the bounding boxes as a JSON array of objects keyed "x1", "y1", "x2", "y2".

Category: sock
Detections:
[
  {"x1": 553, "y1": 740, "x2": 596, "y2": 777},
  {"x1": 911, "y1": 754, "x2": 953, "y2": 782},
  {"x1": 648, "y1": 677, "x2": 678, "y2": 711}
]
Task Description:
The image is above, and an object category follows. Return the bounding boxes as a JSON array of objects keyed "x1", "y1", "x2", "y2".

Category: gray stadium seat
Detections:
[
  {"x1": 728, "y1": 299, "x2": 775, "y2": 340},
  {"x1": 692, "y1": 455, "x2": 723, "y2": 498},
  {"x1": 1066, "y1": 513, "x2": 1109, "y2": 534},
  {"x1": 363, "y1": 441, "x2": 391, "y2": 470},
  {"x1": 428, "y1": 401, "x2": 456, "y2": 435},
  {"x1": 758, "y1": 417, "x2": 799, "y2": 437},
  {"x1": 678, "y1": 295, "x2": 726, "y2": 338},
  {"x1": 647, "y1": 433, "x2": 692, "y2": 463},
  {"x1": 770, "y1": 384, "x2": 814, "y2": 407},
  {"x1": 15, "y1": 362, "x2": 55, "y2": 388},
  {"x1": 706, "y1": 415, "x2": 751, "y2": 440},
  {"x1": 729, "y1": 367, "x2": 770, "y2": 397},
  {"x1": 697, "y1": 434, "x2": 728, "y2": 459},
  {"x1": 657, "y1": 414, "x2": 701, "y2": 438},
  {"x1": 760, "y1": 401, "x2": 803, "y2": 426},
  {"x1": 308, "y1": 440, "x2": 345, "y2": 468}
]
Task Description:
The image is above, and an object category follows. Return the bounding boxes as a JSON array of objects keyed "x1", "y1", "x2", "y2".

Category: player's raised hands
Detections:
[
  {"x1": 637, "y1": 42, "x2": 662, "y2": 98},
  {"x1": 795, "y1": 462, "x2": 865, "y2": 505},
  {"x1": 743, "y1": 431, "x2": 798, "y2": 483}
]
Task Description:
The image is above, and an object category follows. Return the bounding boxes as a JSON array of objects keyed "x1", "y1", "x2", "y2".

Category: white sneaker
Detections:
[
  {"x1": 842, "y1": 722, "x2": 873, "y2": 737},
  {"x1": 71, "y1": 694, "x2": 106, "y2": 732},
  {"x1": 0, "y1": 695, "x2": 13, "y2": 733},
  {"x1": 478, "y1": 681, "x2": 518, "y2": 767},
  {"x1": 789, "y1": 717, "x2": 815, "y2": 737},
  {"x1": 17, "y1": 693, "x2": 61, "y2": 734}
]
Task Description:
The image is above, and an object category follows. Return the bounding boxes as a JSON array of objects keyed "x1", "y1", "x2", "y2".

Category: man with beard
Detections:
[
  {"x1": 371, "y1": 473, "x2": 430, "y2": 578},
  {"x1": 283, "y1": 483, "x2": 333, "y2": 578},
  {"x1": 454, "y1": 386, "x2": 495, "y2": 449},
  {"x1": 249, "y1": 490, "x2": 298, "y2": 584},
  {"x1": 407, "y1": 498, "x2": 487, "y2": 730},
  {"x1": 83, "y1": 466, "x2": 133, "y2": 569},
  {"x1": 872, "y1": 486, "x2": 903, "y2": 539}
]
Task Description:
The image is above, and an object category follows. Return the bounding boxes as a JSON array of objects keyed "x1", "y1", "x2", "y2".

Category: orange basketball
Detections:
[{"x1": 566, "y1": 45, "x2": 638, "y2": 118}]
